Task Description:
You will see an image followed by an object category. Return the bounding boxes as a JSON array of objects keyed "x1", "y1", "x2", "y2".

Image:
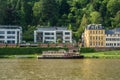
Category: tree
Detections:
[
  {"x1": 68, "y1": 24, "x2": 72, "y2": 30},
  {"x1": 59, "y1": 0, "x2": 70, "y2": 16},
  {"x1": 33, "y1": 0, "x2": 59, "y2": 26},
  {"x1": 107, "y1": 0, "x2": 120, "y2": 16},
  {"x1": 0, "y1": 0, "x2": 7, "y2": 24},
  {"x1": 4, "y1": 0, "x2": 20, "y2": 25},
  {"x1": 78, "y1": 14, "x2": 88, "y2": 39},
  {"x1": 23, "y1": 25, "x2": 36, "y2": 41},
  {"x1": 113, "y1": 11, "x2": 120, "y2": 27},
  {"x1": 90, "y1": 11, "x2": 102, "y2": 24},
  {"x1": 92, "y1": 0, "x2": 102, "y2": 11}
]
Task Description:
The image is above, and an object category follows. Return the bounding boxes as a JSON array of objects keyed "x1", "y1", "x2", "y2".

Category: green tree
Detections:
[
  {"x1": 78, "y1": 14, "x2": 88, "y2": 39},
  {"x1": 92, "y1": 0, "x2": 102, "y2": 11},
  {"x1": 33, "y1": 0, "x2": 59, "y2": 26},
  {"x1": 0, "y1": 0, "x2": 7, "y2": 24},
  {"x1": 107, "y1": 0, "x2": 120, "y2": 16},
  {"x1": 59, "y1": 0, "x2": 70, "y2": 16},
  {"x1": 113, "y1": 11, "x2": 120, "y2": 27},
  {"x1": 90, "y1": 11, "x2": 102, "y2": 24},
  {"x1": 23, "y1": 25, "x2": 36, "y2": 41},
  {"x1": 4, "y1": 0, "x2": 20, "y2": 25},
  {"x1": 68, "y1": 24, "x2": 72, "y2": 30}
]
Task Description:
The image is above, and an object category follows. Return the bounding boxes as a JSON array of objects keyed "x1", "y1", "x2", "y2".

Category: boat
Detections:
[{"x1": 37, "y1": 50, "x2": 84, "y2": 59}]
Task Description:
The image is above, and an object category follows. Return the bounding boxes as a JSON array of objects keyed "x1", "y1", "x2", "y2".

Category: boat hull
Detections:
[{"x1": 38, "y1": 56, "x2": 84, "y2": 59}]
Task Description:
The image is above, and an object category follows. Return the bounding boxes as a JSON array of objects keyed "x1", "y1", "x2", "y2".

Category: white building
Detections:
[
  {"x1": 0, "y1": 25, "x2": 22, "y2": 44},
  {"x1": 34, "y1": 27, "x2": 72, "y2": 43},
  {"x1": 106, "y1": 28, "x2": 120, "y2": 47}
]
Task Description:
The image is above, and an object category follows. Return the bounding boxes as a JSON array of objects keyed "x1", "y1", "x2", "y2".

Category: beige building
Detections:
[{"x1": 83, "y1": 24, "x2": 106, "y2": 47}]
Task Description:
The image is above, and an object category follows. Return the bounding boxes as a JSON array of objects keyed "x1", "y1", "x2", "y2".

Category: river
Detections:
[{"x1": 0, "y1": 59, "x2": 120, "y2": 80}]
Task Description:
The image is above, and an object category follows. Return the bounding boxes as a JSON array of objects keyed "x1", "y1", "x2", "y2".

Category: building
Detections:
[
  {"x1": 34, "y1": 27, "x2": 72, "y2": 43},
  {"x1": 0, "y1": 25, "x2": 22, "y2": 44},
  {"x1": 106, "y1": 28, "x2": 120, "y2": 47},
  {"x1": 83, "y1": 24, "x2": 106, "y2": 47}
]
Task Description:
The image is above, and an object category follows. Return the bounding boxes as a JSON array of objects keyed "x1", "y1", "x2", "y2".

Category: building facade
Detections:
[
  {"x1": 106, "y1": 28, "x2": 120, "y2": 47},
  {"x1": 34, "y1": 27, "x2": 72, "y2": 43},
  {"x1": 83, "y1": 24, "x2": 106, "y2": 47},
  {"x1": 0, "y1": 25, "x2": 22, "y2": 44}
]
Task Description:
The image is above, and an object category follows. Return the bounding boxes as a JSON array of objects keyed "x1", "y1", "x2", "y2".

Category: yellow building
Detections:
[{"x1": 83, "y1": 24, "x2": 106, "y2": 47}]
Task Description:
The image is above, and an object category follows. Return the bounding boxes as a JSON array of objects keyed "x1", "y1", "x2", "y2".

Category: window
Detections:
[
  {"x1": 96, "y1": 36, "x2": 97, "y2": 40},
  {"x1": 45, "y1": 37, "x2": 54, "y2": 39},
  {"x1": 0, "y1": 40, "x2": 4, "y2": 43},
  {"x1": 65, "y1": 32, "x2": 70, "y2": 35},
  {"x1": 106, "y1": 38, "x2": 109, "y2": 41},
  {"x1": 51, "y1": 37, "x2": 54, "y2": 39},
  {"x1": 7, "y1": 40, "x2": 15, "y2": 44},
  {"x1": 93, "y1": 37, "x2": 95, "y2": 40},
  {"x1": 118, "y1": 34, "x2": 120, "y2": 36},
  {"x1": 45, "y1": 33, "x2": 54, "y2": 35},
  {"x1": 96, "y1": 42, "x2": 98, "y2": 46},
  {"x1": 45, "y1": 33, "x2": 50, "y2": 35},
  {"x1": 101, "y1": 31, "x2": 103, "y2": 34},
  {"x1": 96, "y1": 31, "x2": 97, "y2": 34},
  {"x1": 90, "y1": 36, "x2": 92, "y2": 40},
  {"x1": 7, "y1": 36, "x2": 15, "y2": 39},
  {"x1": 0, "y1": 36, "x2": 4, "y2": 39},
  {"x1": 90, "y1": 42, "x2": 92, "y2": 46},
  {"x1": 106, "y1": 43, "x2": 108, "y2": 46},
  {"x1": 117, "y1": 43, "x2": 119, "y2": 46},
  {"x1": 45, "y1": 37, "x2": 50, "y2": 39},
  {"x1": 99, "y1": 42, "x2": 100, "y2": 46},
  {"x1": 101, "y1": 37, "x2": 103, "y2": 40},
  {"x1": 109, "y1": 38, "x2": 111, "y2": 41},
  {"x1": 51, "y1": 33, "x2": 54, "y2": 35},
  {"x1": 7, "y1": 31, "x2": 15, "y2": 34},
  {"x1": 101, "y1": 42, "x2": 103, "y2": 46},
  {"x1": 65, "y1": 37, "x2": 70, "y2": 39},
  {"x1": 99, "y1": 31, "x2": 101, "y2": 34},
  {"x1": 99, "y1": 36, "x2": 100, "y2": 40},
  {"x1": 93, "y1": 42, "x2": 95, "y2": 46},
  {"x1": 90, "y1": 31, "x2": 92, "y2": 34},
  {"x1": 110, "y1": 43, "x2": 113, "y2": 46},
  {"x1": 0, "y1": 31, "x2": 4, "y2": 34}
]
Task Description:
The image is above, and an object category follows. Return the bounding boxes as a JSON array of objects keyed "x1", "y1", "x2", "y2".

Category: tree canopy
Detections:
[{"x1": 0, "y1": 0, "x2": 120, "y2": 41}]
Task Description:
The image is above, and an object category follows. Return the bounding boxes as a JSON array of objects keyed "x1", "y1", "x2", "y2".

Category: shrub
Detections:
[
  {"x1": 80, "y1": 47, "x2": 95, "y2": 53},
  {"x1": 0, "y1": 47, "x2": 68, "y2": 55}
]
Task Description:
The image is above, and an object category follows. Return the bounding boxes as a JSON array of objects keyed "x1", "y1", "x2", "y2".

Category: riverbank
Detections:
[
  {"x1": 0, "y1": 47, "x2": 120, "y2": 59},
  {"x1": 0, "y1": 54, "x2": 38, "y2": 59},
  {"x1": 81, "y1": 50, "x2": 120, "y2": 59},
  {"x1": 0, "y1": 47, "x2": 67, "y2": 59}
]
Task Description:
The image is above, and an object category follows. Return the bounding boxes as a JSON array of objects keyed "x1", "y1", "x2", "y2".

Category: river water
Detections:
[{"x1": 0, "y1": 59, "x2": 120, "y2": 80}]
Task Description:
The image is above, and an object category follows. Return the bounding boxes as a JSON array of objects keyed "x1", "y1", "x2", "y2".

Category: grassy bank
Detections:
[
  {"x1": 81, "y1": 50, "x2": 120, "y2": 59},
  {"x1": 0, "y1": 55, "x2": 38, "y2": 59},
  {"x1": 0, "y1": 47, "x2": 67, "y2": 58}
]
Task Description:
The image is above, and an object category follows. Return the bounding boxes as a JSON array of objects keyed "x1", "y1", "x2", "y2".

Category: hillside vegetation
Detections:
[{"x1": 0, "y1": 0, "x2": 120, "y2": 41}]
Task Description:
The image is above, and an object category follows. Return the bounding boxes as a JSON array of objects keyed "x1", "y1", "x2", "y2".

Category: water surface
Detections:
[{"x1": 0, "y1": 59, "x2": 120, "y2": 80}]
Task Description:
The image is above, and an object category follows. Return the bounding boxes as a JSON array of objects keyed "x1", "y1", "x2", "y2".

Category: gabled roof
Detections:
[
  {"x1": 105, "y1": 28, "x2": 120, "y2": 34},
  {"x1": 0, "y1": 25, "x2": 22, "y2": 29},
  {"x1": 36, "y1": 27, "x2": 68, "y2": 31},
  {"x1": 105, "y1": 30, "x2": 114, "y2": 34},
  {"x1": 86, "y1": 24, "x2": 104, "y2": 30}
]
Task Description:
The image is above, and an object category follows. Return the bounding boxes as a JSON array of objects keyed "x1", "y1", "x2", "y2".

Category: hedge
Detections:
[
  {"x1": 0, "y1": 47, "x2": 68, "y2": 55},
  {"x1": 80, "y1": 47, "x2": 95, "y2": 53}
]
